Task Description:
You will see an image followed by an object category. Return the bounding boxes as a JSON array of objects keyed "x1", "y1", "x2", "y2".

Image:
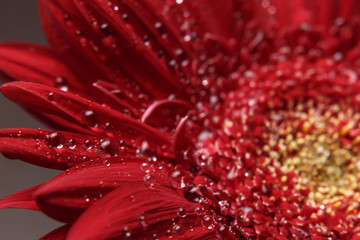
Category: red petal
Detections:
[
  {"x1": 0, "y1": 42, "x2": 89, "y2": 98},
  {"x1": 39, "y1": 224, "x2": 70, "y2": 240},
  {"x1": 0, "y1": 128, "x2": 136, "y2": 169},
  {"x1": 67, "y1": 184, "x2": 210, "y2": 240},
  {"x1": 38, "y1": 0, "x2": 105, "y2": 86},
  {"x1": 74, "y1": 0, "x2": 189, "y2": 98},
  {"x1": 141, "y1": 99, "x2": 192, "y2": 131},
  {"x1": 174, "y1": 116, "x2": 194, "y2": 162},
  {"x1": 34, "y1": 157, "x2": 169, "y2": 222},
  {"x1": 0, "y1": 185, "x2": 40, "y2": 211},
  {"x1": 92, "y1": 80, "x2": 141, "y2": 117},
  {"x1": 181, "y1": 0, "x2": 235, "y2": 41},
  {"x1": 39, "y1": 0, "x2": 187, "y2": 100},
  {"x1": 28, "y1": 111, "x2": 96, "y2": 135},
  {"x1": 256, "y1": 0, "x2": 360, "y2": 34},
  {"x1": 0, "y1": 82, "x2": 171, "y2": 149}
]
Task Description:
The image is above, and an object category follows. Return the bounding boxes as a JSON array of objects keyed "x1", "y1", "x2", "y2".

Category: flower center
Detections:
[{"x1": 264, "y1": 99, "x2": 360, "y2": 205}]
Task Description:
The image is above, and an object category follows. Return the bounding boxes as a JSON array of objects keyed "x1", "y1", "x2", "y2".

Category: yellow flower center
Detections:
[{"x1": 264, "y1": 99, "x2": 360, "y2": 206}]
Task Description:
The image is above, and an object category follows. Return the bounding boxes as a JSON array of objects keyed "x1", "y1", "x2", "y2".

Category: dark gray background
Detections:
[{"x1": 0, "y1": 1, "x2": 62, "y2": 239}]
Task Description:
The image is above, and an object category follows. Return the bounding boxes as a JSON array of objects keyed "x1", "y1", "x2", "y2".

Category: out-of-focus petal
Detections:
[
  {"x1": 179, "y1": 0, "x2": 236, "y2": 41},
  {"x1": 254, "y1": 0, "x2": 360, "y2": 35},
  {"x1": 0, "y1": 185, "x2": 40, "y2": 211},
  {"x1": 38, "y1": 0, "x2": 187, "y2": 100},
  {"x1": 67, "y1": 183, "x2": 213, "y2": 240},
  {"x1": 0, "y1": 42, "x2": 89, "y2": 98}
]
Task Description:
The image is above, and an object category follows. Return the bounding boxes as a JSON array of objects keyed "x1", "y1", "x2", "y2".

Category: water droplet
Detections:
[
  {"x1": 184, "y1": 186, "x2": 200, "y2": 203},
  {"x1": 67, "y1": 139, "x2": 77, "y2": 149},
  {"x1": 144, "y1": 174, "x2": 156, "y2": 188},
  {"x1": 172, "y1": 224, "x2": 185, "y2": 236},
  {"x1": 99, "y1": 138, "x2": 120, "y2": 156},
  {"x1": 55, "y1": 77, "x2": 69, "y2": 91},
  {"x1": 183, "y1": 34, "x2": 191, "y2": 42},
  {"x1": 83, "y1": 110, "x2": 100, "y2": 127},
  {"x1": 47, "y1": 92, "x2": 55, "y2": 101},
  {"x1": 83, "y1": 139, "x2": 94, "y2": 150},
  {"x1": 154, "y1": 22, "x2": 162, "y2": 29},
  {"x1": 177, "y1": 207, "x2": 187, "y2": 218},
  {"x1": 103, "y1": 160, "x2": 111, "y2": 167},
  {"x1": 123, "y1": 227, "x2": 131, "y2": 238},
  {"x1": 46, "y1": 132, "x2": 65, "y2": 149},
  {"x1": 140, "y1": 162, "x2": 153, "y2": 173},
  {"x1": 122, "y1": 13, "x2": 128, "y2": 20},
  {"x1": 168, "y1": 169, "x2": 190, "y2": 189},
  {"x1": 138, "y1": 215, "x2": 148, "y2": 229},
  {"x1": 202, "y1": 214, "x2": 214, "y2": 229},
  {"x1": 99, "y1": 23, "x2": 109, "y2": 34},
  {"x1": 216, "y1": 224, "x2": 229, "y2": 239}
]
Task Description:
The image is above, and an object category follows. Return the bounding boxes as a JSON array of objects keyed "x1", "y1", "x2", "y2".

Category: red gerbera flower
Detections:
[{"x1": 1, "y1": 0, "x2": 360, "y2": 239}]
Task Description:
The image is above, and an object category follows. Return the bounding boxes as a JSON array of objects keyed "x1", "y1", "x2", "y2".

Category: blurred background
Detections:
[{"x1": 0, "y1": 1, "x2": 62, "y2": 239}]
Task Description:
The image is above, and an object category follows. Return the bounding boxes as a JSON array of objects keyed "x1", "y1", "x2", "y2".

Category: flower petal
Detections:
[
  {"x1": 0, "y1": 185, "x2": 40, "y2": 211},
  {"x1": 67, "y1": 183, "x2": 212, "y2": 240},
  {"x1": 34, "y1": 157, "x2": 169, "y2": 222},
  {"x1": 39, "y1": 0, "x2": 187, "y2": 100},
  {"x1": 38, "y1": 0, "x2": 106, "y2": 87},
  {"x1": 141, "y1": 99, "x2": 192, "y2": 131},
  {"x1": 74, "y1": 0, "x2": 189, "y2": 97},
  {"x1": 0, "y1": 82, "x2": 171, "y2": 149},
  {"x1": 0, "y1": 42, "x2": 88, "y2": 97},
  {"x1": 255, "y1": 0, "x2": 360, "y2": 34},
  {"x1": 92, "y1": 80, "x2": 141, "y2": 117},
  {"x1": 180, "y1": 0, "x2": 236, "y2": 41},
  {"x1": 39, "y1": 224, "x2": 70, "y2": 240},
  {"x1": 28, "y1": 111, "x2": 96, "y2": 135},
  {"x1": 0, "y1": 128, "x2": 134, "y2": 169}
]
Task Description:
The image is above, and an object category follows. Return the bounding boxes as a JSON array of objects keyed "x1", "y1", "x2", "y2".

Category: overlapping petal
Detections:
[
  {"x1": 0, "y1": 82, "x2": 171, "y2": 149},
  {"x1": 1, "y1": 0, "x2": 360, "y2": 239},
  {"x1": 34, "y1": 157, "x2": 169, "y2": 222},
  {"x1": 38, "y1": 0, "x2": 188, "y2": 101},
  {"x1": 0, "y1": 43, "x2": 85, "y2": 94},
  {"x1": 67, "y1": 184, "x2": 213, "y2": 240},
  {"x1": 0, "y1": 185, "x2": 40, "y2": 211},
  {"x1": 0, "y1": 128, "x2": 134, "y2": 169}
]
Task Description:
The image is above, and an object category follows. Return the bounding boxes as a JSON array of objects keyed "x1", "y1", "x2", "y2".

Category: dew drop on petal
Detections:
[
  {"x1": 83, "y1": 139, "x2": 94, "y2": 150},
  {"x1": 46, "y1": 132, "x2": 65, "y2": 149},
  {"x1": 172, "y1": 224, "x2": 185, "y2": 236},
  {"x1": 103, "y1": 160, "x2": 111, "y2": 167},
  {"x1": 66, "y1": 139, "x2": 77, "y2": 149},
  {"x1": 144, "y1": 174, "x2": 156, "y2": 188},
  {"x1": 47, "y1": 92, "x2": 55, "y2": 101},
  {"x1": 202, "y1": 214, "x2": 214, "y2": 229},
  {"x1": 168, "y1": 169, "x2": 189, "y2": 189},
  {"x1": 216, "y1": 224, "x2": 229, "y2": 240},
  {"x1": 138, "y1": 214, "x2": 148, "y2": 229},
  {"x1": 177, "y1": 207, "x2": 187, "y2": 218},
  {"x1": 83, "y1": 110, "x2": 100, "y2": 127},
  {"x1": 99, "y1": 138, "x2": 120, "y2": 156},
  {"x1": 54, "y1": 77, "x2": 69, "y2": 91},
  {"x1": 140, "y1": 162, "x2": 153, "y2": 173}
]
